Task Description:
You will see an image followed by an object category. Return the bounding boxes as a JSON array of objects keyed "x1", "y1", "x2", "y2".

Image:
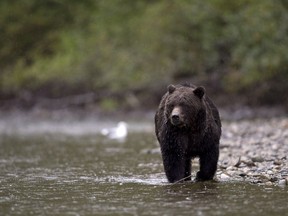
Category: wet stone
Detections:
[
  {"x1": 217, "y1": 117, "x2": 288, "y2": 186},
  {"x1": 265, "y1": 181, "x2": 273, "y2": 186},
  {"x1": 251, "y1": 156, "x2": 265, "y2": 163},
  {"x1": 220, "y1": 173, "x2": 231, "y2": 181},
  {"x1": 267, "y1": 170, "x2": 274, "y2": 175},
  {"x1": 273, "y1": 160, "x2": 282, "y2": 165},
  {"x1": 278, "y1": 179, "x2": 286, "y2": 186},
  {"x1": 270, "y1": 177, "x2": 278, "y2": 182}
]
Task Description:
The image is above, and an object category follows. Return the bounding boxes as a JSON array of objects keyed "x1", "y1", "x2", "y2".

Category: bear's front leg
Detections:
[
  {"x1": 161, "y1": 149, "x2": 187, "y2": 183},
  {"x1": 184, "y1": 158, "x2": 192, "y2": 181},
  {"x1": 196, "y1": 147, "x2": 219, "y2": 181}
]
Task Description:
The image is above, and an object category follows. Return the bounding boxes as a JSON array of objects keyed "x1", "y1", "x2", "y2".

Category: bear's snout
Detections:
[
  {"x1": 170, "y1": 107, "x2": 182, "y2": 126},
  {"x1": 171, "y1": 114, "x2": 180, "y2": 125}
]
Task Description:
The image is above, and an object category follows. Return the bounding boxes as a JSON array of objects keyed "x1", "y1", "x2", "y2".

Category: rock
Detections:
[
  {"x1": 242, "y1": 167, "x2": 250, "y2": 174},
  {"x1": 273, "y1": 160, "x2": 282, "y2": 165},
  {"x1": 270, "y1": 176, "x2": 278, "y2": 182},
  {"x1": 278, "y1": 179, "x2": 286, "y2": 186},
  {"x1": 238, "y1": 172, "x2": 246, "y2": 177},
  {"x1": 251, "y1": 156, "x2": 264, "y2": 163},
  {"x1": 271, "y1": 144, "x2": 278, "y2": 150},
  {"x1": 219, "y1": 160, "x2": 229, "y2": 169},
  {"x1": 227, "y1": 170, "x2": 236, "y2": 176},
  {"x1": 242, "y1": 159, "x2": 255, "y2": 167},
  {"x1": 226, "y1": 166, "x2": 235, "y2": 171},
  {"x1": 259, "y1": 174, "x2": 270, "y2": 182},
  {"x1": 234, "y1": 157, "x2": 242, "y2": 167},
  {"x1": 220, "y1": 173, "x2": 231, "y2": 181},
  {"x1": 267, "y1": 170, "x2": 274, "y2": 175}
]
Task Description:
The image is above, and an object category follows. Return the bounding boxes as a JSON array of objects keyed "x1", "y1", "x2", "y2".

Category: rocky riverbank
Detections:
[{"x1": 217, "y1": 118, "x2": 288, "y2": 186}]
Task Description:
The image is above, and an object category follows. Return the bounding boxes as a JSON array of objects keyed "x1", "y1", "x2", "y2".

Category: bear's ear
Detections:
[
  {"x1": 193, "y1": 86, "x2": 205, "y2": 99},
  {"x1": 167, "y1": 85, "x2": 176, "y2": 94}
]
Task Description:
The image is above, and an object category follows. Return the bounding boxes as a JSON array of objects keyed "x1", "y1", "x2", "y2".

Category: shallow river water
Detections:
[{"x1": 0, "y1": 117, "x2": 288, "y2": 216}]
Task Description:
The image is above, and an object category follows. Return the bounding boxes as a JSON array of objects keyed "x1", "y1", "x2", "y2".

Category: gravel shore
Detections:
[{"x1": 217, "y1": 117, "x2": 288, "y2": 186}]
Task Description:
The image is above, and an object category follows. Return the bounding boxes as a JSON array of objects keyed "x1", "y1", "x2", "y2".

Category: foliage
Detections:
[
  {"x1": 224, "y1": 0, "x2": 288, "y2": 87},
  {"x1": 0, "y1": 0, "x2": 287, "y2": 107}
]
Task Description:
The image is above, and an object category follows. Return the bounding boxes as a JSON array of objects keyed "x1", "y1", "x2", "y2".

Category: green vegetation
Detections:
[{"x1": 1, "y1": 0, "x2": 288, "y2": 109}]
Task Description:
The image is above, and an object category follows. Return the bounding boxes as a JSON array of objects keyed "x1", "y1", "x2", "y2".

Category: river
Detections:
[{"x1": 0, "y1": 111, "x2": 287, "y2": 215}]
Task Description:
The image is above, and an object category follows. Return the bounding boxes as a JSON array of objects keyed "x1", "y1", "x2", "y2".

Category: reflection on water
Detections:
[{"x1": 0, "y1": 127, "x2": 288, "y2": 215}]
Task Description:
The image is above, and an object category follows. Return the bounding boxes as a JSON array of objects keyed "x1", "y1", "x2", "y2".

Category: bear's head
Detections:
[{"x1": 165, "y1": 84, "x2": 206, "y2": 131}]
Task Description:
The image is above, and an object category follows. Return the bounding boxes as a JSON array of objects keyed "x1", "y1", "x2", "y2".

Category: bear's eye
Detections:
[
  {"x1": 167, "y1": 103, "x2": 174, "y2": 110},
  {"x1": 179, "y1": 102, "x2": 186, "y2": 107}
]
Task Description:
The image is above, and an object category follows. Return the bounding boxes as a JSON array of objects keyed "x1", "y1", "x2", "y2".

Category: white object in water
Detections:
[{"x1": 101, "y1": 121, "x2": 128, "y2": 140}]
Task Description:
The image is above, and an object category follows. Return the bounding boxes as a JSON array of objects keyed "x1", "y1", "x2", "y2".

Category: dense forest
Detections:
[{"x1": 1, "y1": 0, "x2": 288, "y2": 110}]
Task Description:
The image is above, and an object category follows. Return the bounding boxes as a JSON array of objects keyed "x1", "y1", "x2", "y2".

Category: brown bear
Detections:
[{"x1": 155, "y1": 83, "x2": 221, "y2": 183}]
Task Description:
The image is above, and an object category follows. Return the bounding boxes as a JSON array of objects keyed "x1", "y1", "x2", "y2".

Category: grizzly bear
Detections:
[{"x1": 155, "y1": 83, "x2": 221, "y2": 183}]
